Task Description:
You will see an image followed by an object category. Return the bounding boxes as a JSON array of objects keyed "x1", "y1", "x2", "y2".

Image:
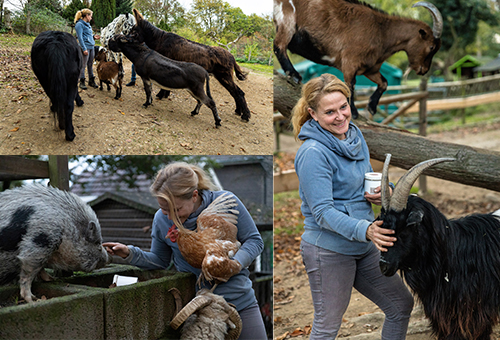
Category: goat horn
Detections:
[
  {"x1": 381, "y1": 154, "x2": 392, "y2": 212},
  {"x1": 225, "y1": 303, "x2": 242, "y2": 340},
  {"x1": 389, "y1": 157, "x2": 455, "y2": 212},
  {"x1": 169, "y1": 295, "x2": 212, "y2": 330},
  {"x1": 412, "y1": 1, "x2": 443, "y2": 39},
  {"x1": 169, "y1": 288, "x2": 183, "y2": 315}
]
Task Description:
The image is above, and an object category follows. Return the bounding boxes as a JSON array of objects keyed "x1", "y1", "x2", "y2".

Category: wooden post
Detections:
[
  {"x1": 48, "y1": 156, "x2": 69, "y2": 191},
  {"x1": 419, "y1": 78, "x2": 428, "y2": 194}
]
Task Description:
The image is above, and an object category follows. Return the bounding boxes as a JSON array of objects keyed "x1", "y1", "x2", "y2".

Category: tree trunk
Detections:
[{"x1": 274, "y1": 71, "x2": 500, "y2": 193}]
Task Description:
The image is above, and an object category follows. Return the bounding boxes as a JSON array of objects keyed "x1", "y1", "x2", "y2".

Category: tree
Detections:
[
  {"x1": 91, "y1": 0, "x2": 115, "y2": 28},
  {"x1": 73, "y1": 156, "x2": 220, "y2": 190},
  {"x1": 62, "y1": 0, "x2": 84, "y2": 23},
  {"x1": 116, "y1": 0, "x2": 133, "y2": 16},
  {"x1": 134, "y1": 0, "x2": 186, "y2": 31}
]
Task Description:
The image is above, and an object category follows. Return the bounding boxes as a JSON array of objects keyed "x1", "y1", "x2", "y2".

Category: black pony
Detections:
[
  {"x1": 31, "y1": 31, "x2": 84, "y2": 141},
  {"x1": 130, "y1": 9, "x2": 250, "y2": 122}
]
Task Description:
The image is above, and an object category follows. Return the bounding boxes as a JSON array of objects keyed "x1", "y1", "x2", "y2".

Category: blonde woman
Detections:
[
  {"x1": 103, "y1": 162, "x2": 267, "y2": 339},
  {"x1": 74, "y1": 9, "x2": 99, "y2": 89},
  {"x1": 292, "y1": 74, "x2": 414, "y2": 339}
]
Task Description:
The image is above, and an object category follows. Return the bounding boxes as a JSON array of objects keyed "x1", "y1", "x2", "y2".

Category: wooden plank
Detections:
[
  {"x1": 0, "y1": 156, "x2": 49, "y2": 180},
  {"x1": 48, "y1": 155, "x2": 69, "y2": 190},
  {"x1": 355, "y1": 91, "x2": 427, "y2": 109},
  {"x1": 274, "y1": 169, "x2": 299, "y2": 194},
  {"x1": 381, "y1": 98, "x2": 419, "y2": 125},
  {"x1": 404, "y1": 91, "x2": 500, "y2": 113}
]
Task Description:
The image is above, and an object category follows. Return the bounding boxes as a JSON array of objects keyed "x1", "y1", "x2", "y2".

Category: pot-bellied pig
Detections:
[{"x1": 0, "y1": 184, "x2": 110, "y2": 302}]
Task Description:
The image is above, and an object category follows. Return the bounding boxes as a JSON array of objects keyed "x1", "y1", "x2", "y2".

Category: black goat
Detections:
[
  {"x1": 274, "y1": 0, "x2": 443, "y2": 118},
  {"x1": 31, "y1": 31, "x2": 84, "y2": 141},
  {"x1": 108, "y1": 34, "x2": 221, "y2": 127},
  {"x1": 379, "y1": 154, "x2": 500, "y2": 340}
]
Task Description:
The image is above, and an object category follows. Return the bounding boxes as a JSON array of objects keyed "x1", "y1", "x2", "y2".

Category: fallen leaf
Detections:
[
  {"x1": 16, "y1": 109, "x2": 21, "y2": 114},
  {"x1": 10, "y1": 127, "x2": 19, "y2": 132},
  {"x1": 22, "y1": 148, "x2": 31, "y2": 155},
  {"x1": 118, "y1": 109, "x2": 125, "y2": 115},
  {"x1": 290, "y1": 328, "x2": 305, "y2": 337},
  {"x1": 275, "y1": 331, "x2": 289, "y2": 340}
]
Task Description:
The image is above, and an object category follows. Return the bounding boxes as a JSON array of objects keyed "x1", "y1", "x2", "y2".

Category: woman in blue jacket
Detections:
[
  {"x1": 74, "y1": 9, "x2": 99, "y2": 89},
  {"x1": 103, "y1": 162, "x2": 267, "y2": 339},
  {"x1": 291, "y1": 74, "x2": 414, "y2": 339}
]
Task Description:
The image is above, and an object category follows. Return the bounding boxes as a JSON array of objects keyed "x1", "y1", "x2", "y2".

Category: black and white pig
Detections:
[{"x1": 0, "y1": 184, "x2": 110, "y2": 302}]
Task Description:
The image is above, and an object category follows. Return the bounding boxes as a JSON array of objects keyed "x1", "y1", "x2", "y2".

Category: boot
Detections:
[
  {"x1": 88, "y1": 76, "x2": 98, "y2": 89},
  {"x1": 125, "y1": 80, "x2": 135, "y2": 87},
  {"x1": 79, "y1": 78, "x2": 87, "y2": 90}
]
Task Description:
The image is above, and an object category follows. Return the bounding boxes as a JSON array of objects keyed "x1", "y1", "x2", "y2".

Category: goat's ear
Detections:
[
  {"x1": 406, "y1": 210, "x2": 424, "y2": 227},
  {"x1": 419, "y1": 29, "x2": 427, "y2": 39}
]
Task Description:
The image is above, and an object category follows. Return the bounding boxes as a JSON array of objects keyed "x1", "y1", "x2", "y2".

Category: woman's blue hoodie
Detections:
[
  {"x1": 125, "y1": 190, "x2": 264, "y2": 312},
  {"x1": 75, "y1": 19, "x2": 95, "y2": 52},
  {"x1": 295, "y1": 119, "x2": 376, "y2": 255}
]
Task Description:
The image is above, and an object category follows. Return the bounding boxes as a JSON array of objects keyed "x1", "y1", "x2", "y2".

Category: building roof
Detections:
[
  {"x1": 448, "y1": 55, "x2": 482, "y2": 72},
  {"x1": 88, "y1": 191, "x2": 159, "y2": 214},
  {"x1": 474, "y1": 55, "x2": 500, "y2": 72}
]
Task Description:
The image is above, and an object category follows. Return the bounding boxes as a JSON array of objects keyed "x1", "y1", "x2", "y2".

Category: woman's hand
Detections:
[
  {"x1": 365, "y1": 186, "x2": 392, "y2": 206},
  {"x1": 366, "y1": 220, "x2": 396, "y2": 252},
  {"x1": 83, "y1": 50, "x2": 89, "y2": 56},
  {"x1": 103, "y1": 242, "x2": 130, "y2": 259}
]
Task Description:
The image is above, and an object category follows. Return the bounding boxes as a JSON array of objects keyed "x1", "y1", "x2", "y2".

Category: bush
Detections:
[{"x1": 11, "y1": 6, "x2": 69, "y2": 34}]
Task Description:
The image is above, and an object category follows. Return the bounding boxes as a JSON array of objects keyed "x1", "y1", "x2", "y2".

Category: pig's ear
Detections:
[{"x1": 84, "y1": 221, "x2": 101, "y2": 244}]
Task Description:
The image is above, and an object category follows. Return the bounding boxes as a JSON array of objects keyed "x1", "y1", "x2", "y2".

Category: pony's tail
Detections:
[
  {"x1": 48, "y1": 49, "x2": 70, "y2": 127},
  {"x1": 234, "y1": 62, "x2": 247, "y2": 81}
]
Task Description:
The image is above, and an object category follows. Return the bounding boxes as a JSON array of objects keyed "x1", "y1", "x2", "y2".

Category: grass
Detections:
[
  {"x1": 240, "y1": 62, "x2": 273, "y2": 76},
  {"x1": 0, "y1": 33, "x2": 36, "y2": 50}
]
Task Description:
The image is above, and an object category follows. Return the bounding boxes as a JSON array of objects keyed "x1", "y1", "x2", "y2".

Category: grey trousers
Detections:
[
  {"x1": 238, "y1": 302, "x2": 268, "y2": 339},
  {"x1": 301, "y1": 240, "x2": 414, "y2": 340},
  {"x1": 80, "y1": 47, "x2": 95, "y2": 80}
]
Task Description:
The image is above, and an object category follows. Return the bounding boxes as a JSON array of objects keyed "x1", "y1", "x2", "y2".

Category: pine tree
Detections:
[
  {"x1": 62, "y1": 0, "x2": 84, "y2": 23},
  {"x1": 91, "y1": 0, "x2": 115, "y2": 28},
  {"x1": 116, "y1": 0, "x2": 133, "y2": 16}
]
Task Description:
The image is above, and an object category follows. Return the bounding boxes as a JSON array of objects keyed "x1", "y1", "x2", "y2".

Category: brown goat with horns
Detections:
[{"x1": 274, "y1": 0, "x2": 443, "y2": 118}]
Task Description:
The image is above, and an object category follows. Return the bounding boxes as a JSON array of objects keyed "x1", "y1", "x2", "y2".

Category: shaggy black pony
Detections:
[
  {"x1": 130, "y1": 8, "x2": 250, "y2": 122},
  {"x1": 379, "y1": 155, "x2": 500, "y2": 340},
  {"x1": 31, "y1": 31, "x2": 84, "y2": 141}
]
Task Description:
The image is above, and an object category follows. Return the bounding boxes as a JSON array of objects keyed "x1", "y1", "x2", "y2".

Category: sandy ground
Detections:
[
  {"x1": 273, "y1": 121, "x2": 500, "y2": 339},
  {"x1": 0, "y1": 53, "x2": 274, "y2": 155}
]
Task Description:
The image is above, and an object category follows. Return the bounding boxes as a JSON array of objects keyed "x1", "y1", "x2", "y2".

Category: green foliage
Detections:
[
  {"x1": 73, "y1": 156, "x2": 220, "y2": 190},
  {"x1": 116, "y1": 0, "x2": 134, "y2": 16},
  {"x1": 134, "y1": 0, "x2": 186, "y2": 31},
  {"x1": 91, "y1": 0, "x2": 116, "y2": 28},
  {"x1": 11, "y1": 4, "x2": 69, "y2": 34},
  {"x1": 62, "y1": 0, "x2": 85, "y2": 23}
]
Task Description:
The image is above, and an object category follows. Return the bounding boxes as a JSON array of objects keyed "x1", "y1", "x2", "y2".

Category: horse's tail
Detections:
[
  {"x1": 48, "y1": 47, "x2": 77, "y2": 127},
  {"x1": 205, "y1": 73, "x2": 213, "y2": 100},
  {"x1": 234, "y1": 61, "x2": 247, "y2": 81}
]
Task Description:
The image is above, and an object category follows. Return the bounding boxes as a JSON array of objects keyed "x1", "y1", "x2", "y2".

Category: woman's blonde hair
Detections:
[
  {"x1": 74, "y1": 8, "x2": 93, "y2": 23},
  {"x1": 150, "y1": 162, "x2": 218, "y2": 228},
  {"x1": 291, "y1": 73, "x2": 351, "y2": 139}
]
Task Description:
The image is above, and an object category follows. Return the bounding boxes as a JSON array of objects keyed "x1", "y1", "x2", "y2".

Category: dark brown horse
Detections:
[{"x1": 130, "y1": 9, "x2": 250, "y2": 122}]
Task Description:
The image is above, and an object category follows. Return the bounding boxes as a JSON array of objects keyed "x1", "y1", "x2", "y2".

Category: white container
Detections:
[
  {"x1": 364, "y1": 172, "x2": 382, "y2": 194},
  {"x1": 113, "y1": 274, "x2": 138, "y2": 287}
]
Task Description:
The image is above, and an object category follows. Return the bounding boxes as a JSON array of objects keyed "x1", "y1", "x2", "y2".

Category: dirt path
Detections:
[
  {"x1": 274, "y1": 121, "x2": 500, "y2": 339},
  {"x1": 0, "y1": 50, "x2": 273, "y2": 155}
]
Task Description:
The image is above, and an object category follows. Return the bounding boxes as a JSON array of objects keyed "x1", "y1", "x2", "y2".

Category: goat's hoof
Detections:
[
  {"x1": 190, "y1": 111, "x2": 199, "y2": 116},
  {"x1": 215, "y1": 122, "x2": 221, "y2": 128},
  {"x1": 241, "y1": 115, "x2": 250, "y2": 122},
  {"x1": 76, "y1": 99, "x2": 84, "y2": 107}
]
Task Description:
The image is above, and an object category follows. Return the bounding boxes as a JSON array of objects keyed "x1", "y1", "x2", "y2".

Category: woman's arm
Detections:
[
  {"x1": 229, "y1": 193, "x2": 264, "y2": 269},
  {"x1": 74, "y1": 22, "x2": 87, "y2": 53}
]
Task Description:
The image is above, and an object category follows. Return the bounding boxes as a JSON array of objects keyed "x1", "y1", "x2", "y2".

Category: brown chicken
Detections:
[{"x1": 166, "y1": 193, "x2": 242, "y2": 288}]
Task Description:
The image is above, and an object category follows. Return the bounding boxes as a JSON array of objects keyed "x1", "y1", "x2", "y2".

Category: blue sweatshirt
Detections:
[
  {"x1": 75, "y1": 19, "x2": 95, "y2": 52},
  {"x1": 295, "y1": 119, "x2": 376, "y2": 255},
  {"x1": 126, "y1": 190, "x2": 264, "y2": 312}
]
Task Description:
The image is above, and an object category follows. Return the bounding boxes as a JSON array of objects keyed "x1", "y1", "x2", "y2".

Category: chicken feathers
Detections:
[{"x1": 171, "y1": 193, "x2": 242, "y2": 287}]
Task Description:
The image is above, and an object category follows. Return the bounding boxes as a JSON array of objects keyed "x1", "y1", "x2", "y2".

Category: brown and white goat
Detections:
[
  {"x1": 274, "y1": 0, "x2": 443, "y2": 118},
  {"x1": 94, "y1": 46, "x2": 123, "y2": 100}
]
